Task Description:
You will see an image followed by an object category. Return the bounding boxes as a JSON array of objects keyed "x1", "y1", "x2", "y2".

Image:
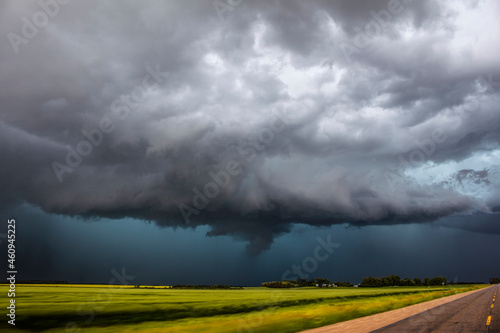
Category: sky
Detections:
[{"x1": 1, "y1": 0, "x2": 500, "y2": 286}]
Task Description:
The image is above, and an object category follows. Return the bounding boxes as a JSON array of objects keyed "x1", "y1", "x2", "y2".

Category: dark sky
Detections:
[{"x1": 1, "y1": 0, "x2": 500, "y2": 285}]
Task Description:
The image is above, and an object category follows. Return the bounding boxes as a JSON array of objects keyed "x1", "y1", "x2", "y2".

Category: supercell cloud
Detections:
[{"x1": 1, "y1": 0, "x2": 500, "y2": 253}]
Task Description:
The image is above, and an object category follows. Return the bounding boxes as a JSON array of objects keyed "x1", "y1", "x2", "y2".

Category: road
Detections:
[{"x1": 373, "y1": 284, "x2": 499, "y2": 333}]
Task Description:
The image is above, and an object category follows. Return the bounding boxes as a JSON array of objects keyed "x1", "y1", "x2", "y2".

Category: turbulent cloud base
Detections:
[{"x1": 1, "y1": 0, "x2": 500, "y2": 252}]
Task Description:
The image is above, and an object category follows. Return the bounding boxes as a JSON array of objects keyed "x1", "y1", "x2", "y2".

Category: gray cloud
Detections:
[{"x1": 1, "y1": 0, "x2": 500, "y2": 253}]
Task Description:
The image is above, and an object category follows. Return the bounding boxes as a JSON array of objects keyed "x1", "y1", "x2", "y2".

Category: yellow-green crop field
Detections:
[{"x1": 0, "y1": 284, "x2": 487, "y2": 332}]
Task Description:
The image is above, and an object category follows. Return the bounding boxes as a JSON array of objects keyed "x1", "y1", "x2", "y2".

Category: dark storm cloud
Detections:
[
  {"x1": 1, "y1": 0, "x2": 500, "y2": 252},
  {"x1": 437, "y1": 212, "x2": 500, "y2": 235}
]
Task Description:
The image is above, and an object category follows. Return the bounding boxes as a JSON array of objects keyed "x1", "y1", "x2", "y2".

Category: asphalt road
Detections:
[{"x1": 373, "y1": 285, "x2": 499, "y2": 333}]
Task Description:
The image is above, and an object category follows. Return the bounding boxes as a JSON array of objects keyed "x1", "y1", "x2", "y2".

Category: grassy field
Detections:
[{"x1": 0, "y1": 284, "x2": 487, "y2": 332}]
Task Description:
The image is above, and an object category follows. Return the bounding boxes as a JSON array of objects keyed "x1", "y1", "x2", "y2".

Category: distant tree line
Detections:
[
  {"x1": 261, "y1": 278, "x2": 353, "y2": 288},
  {"x1": 359, "y1": 275, "x2": 447, "y2": 287},
  {"x1": 261, "y1": 281, "x2": 297, "y2": 288},
  {"x1": 171, "y1": 284, "x2": 243, "y2": 289},
  {"x1": 261, "y1": 274, "x2": 495, "y2": 289},
  {"x1": 16, "y1": 280, "x2": 68, "y2": 284}
]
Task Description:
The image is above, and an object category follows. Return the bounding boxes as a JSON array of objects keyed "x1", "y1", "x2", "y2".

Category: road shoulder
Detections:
[{"x1": 299, "y1": 286, "x2": 490, "y2": 333}]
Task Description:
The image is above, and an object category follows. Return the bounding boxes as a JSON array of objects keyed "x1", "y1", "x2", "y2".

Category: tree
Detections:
[
  {"x1": 335, "y1": 281, "x2": 354, "y2": 287},
  {"x1": 430, "y1": 276, "x2": 447, "y2": 286},
  {"x1": 261, "y1": 281, "x2": 295, "y2": 288},
  {"x1": 360, "y1": 276, "x2": 382, "y2": 287},
  {"x1": 490, "y1": 277, "x2": 500, "y2": 284},
  {"x1": 399, "y1": 278, "x2": 415, "y2": 286},
  {"x1": 380, "y1": 276, "x2": 390, "y2": 286},
  {"x1": 388, "y1": 275, "x2": 401, "y2": 286},
  {"x1": 378, "y1": 275, "x2": 400, "y2": 286},
  {"x1": 316, "y1": 278, "x2": 330, "y2": 286},
  {"x1": 414, "y1": 278, "x2": 422, "y2": 286}
]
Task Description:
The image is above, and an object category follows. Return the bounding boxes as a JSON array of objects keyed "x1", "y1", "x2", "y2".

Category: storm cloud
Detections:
[{"x1": 1, "y1": 0, "x2": 500, "y2": 253}]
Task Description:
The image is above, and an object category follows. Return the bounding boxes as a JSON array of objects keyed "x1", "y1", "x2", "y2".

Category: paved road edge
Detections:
[{"x1": 299, "y1": 286, "x2": 492, "y2": 333}]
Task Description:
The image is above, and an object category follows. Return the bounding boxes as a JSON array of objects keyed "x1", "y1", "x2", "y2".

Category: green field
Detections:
[{"x1": 0, "y1": 284, "x2": 487, "y2": 332}]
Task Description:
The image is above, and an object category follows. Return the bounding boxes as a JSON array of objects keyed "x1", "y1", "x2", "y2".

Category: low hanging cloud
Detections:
[{"x1": 1, "y1": 0, "x2": 500, "y2": 253}]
